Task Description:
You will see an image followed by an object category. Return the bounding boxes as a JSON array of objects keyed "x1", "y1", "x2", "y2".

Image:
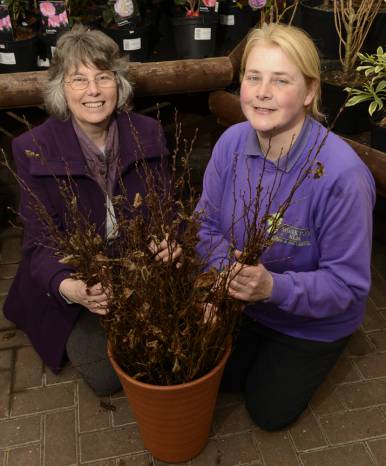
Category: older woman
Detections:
[
  {"x1": 197, "y1": 23, "x2": 375, "y2": 430},
  {"x1": 4, "y1": 25, "x2": 175, "y2": 395}
]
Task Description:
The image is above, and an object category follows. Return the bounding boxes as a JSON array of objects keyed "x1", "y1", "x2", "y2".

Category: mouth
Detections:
[
  {"x1": 82, "y1": 101, "x2": 105, "y2": 109},
  {"x1": 253, "y1": 106, "x2": 275, "y2": 113}
]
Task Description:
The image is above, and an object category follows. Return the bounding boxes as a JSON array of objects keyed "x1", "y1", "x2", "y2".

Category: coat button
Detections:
[{"x1": 46, "y1": 292, "x2": 51, "y2": 297}]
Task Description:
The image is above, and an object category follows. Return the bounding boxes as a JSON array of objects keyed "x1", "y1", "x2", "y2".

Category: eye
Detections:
[
  {"x1": 246, "y1": 74, "x2": 260, "y2": 82},
  {"x1": 97, "y1": 74, "x2": 114, "y2": 82},
  {"x1": 275, "y1": 78, "x2": 288, "y2": 85},
  {"x1": 72, "y1": 76, "x2": 88, "y2": 84}
]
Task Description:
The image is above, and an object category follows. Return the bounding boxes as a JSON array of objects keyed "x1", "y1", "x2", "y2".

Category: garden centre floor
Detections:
[{"x1": 0, "y1": 215, "x2": 385, "y2": 466}]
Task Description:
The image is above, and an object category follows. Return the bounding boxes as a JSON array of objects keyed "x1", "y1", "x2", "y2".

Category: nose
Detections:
[
  {"x1": 256, "y1": 79, "x2": 272, "y2": 100},
  {"x1": 86, "y1": 79, "x2": 100, "y2": 95}
]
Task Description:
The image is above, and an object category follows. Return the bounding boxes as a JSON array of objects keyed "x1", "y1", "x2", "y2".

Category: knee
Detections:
[
  {"x1": 245, "y1": 395, "x2": 304, "y2": 431},
  {"x1": 91, "y1": 377, "x2": 121, "y2": 397}
]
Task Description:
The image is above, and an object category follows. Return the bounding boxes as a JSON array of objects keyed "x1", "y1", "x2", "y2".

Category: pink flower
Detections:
[
  {"x1": 5, "y1": 15, "x2": 12, "y2": 28},
  {"x1": 58, "y1": 11, "x2": 68, "y2": 25},
  {"x1": 248, "y1": 0, "x2": 266, "y2": 9},
  {"x1": 48, "y1": 15, "x2": 60, "y2": 27},
  {"x1": 40, "y1": 2, "x2": 56, "y2": 17},
  {"x1": 201, "y1": 0, "x2": 217, "y2": 6}
]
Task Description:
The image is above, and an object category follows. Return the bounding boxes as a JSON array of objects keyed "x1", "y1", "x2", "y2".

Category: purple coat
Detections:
[{"x1": 4, "y1": 111, "x2": 168, "y2": 373}]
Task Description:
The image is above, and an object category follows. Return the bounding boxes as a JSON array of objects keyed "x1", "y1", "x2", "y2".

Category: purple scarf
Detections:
[{"x1": 72, "y1": 116, "x2": 120, "y2": 197}]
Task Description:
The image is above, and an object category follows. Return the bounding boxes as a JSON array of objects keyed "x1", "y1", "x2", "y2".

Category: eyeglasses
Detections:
[{"x1": 64, "y1": 72, "x2": 116, "y2": 90}]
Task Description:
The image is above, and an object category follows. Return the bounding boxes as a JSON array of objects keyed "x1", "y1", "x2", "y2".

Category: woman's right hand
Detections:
[{"x1": 59, "y1": 278, "x2": 109, "y2": 315}]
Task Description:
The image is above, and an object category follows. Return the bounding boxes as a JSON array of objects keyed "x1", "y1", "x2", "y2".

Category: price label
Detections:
[
  {"x1": 123, "y1": 38, "x2": 141, "y2": 51},
  {"x1": 37, "y1": 56, "x2": 50, "y2": 67},
  {"x1": 0, "y1": 52, "x2": 16, "y2": 65},
  {"x1": 220, "y1": 14, "x2": 235, "y2": 26},
  {"x1": 194, "y1": 28, "x2": 211, "y2": 41}
]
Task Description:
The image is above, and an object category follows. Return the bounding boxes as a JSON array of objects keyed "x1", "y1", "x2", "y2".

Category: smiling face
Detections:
[
  {"x1": 240, "y1": 42, "x2": 316, "y2": 146},
  {"x1": 63, "y1": 63, "x2": 118, "y2": 137}
]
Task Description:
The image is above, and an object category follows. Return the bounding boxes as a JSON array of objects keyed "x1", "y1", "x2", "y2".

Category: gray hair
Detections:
[{"x1": 44, "y1": 25, "x2": 133, "y2": 120}]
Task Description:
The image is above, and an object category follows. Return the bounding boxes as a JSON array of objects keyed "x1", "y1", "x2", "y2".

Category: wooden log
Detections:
[
  {"x1": 0, "y1": 57, "x2": 234, "y2": 109},
  {"x1": 342, "y1": 138, "x2": 386, "y2": 198},
  {"x1": 208, "y1": 90, "x2": 386, "y2": 197},
  {"x1": 228, "y1": 36, "x2": 247, "y2": 83},
  {"x1": 208, "y1": 90, "x2": 246, "y2": 127}
]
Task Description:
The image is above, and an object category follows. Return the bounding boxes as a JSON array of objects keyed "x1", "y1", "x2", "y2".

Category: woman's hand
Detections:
[
  {"x1": 228, "y1": 250, "x2": 273, "y2": 303},
  {"x1": 59, "y1": 279, "x2": 109, "y2": 315},
  {"x1": 148, "y1": 237, "x2": 182, "y2": 265}
]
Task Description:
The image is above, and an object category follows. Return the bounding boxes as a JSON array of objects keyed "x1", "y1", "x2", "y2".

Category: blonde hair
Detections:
[
  {"x1": 44, "y1": 25, "x2": 133, "y2": 120},
  {"x1": 240, "y1": 23, "x2": 323, "y2": 121}
]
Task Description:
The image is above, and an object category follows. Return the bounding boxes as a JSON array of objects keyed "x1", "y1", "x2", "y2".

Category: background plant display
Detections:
[
  {"x1": 0, "y1": 4, "x2": 13, "y2": 40},
  {"x1": 333, "y1": 0, "x2": 383, "y2": 81},
  {"x1": 248, "y1": 0, "x2": 299, "y2": 26},
  {"x1": 102, "y1": 0, "x2": 140, "y2": 27},
  {"x1": 345, "y1": 46, "x2": 386, "y2": 122},
  {"x1": 173, "y1": 0, "x2": 218, "y2": 17},
  {"x1": 39, "y1": 1, "x2": 69, "y2": 33},
  {"x1": 0, "y1": 0, "x2": 35, "y2": 40}
]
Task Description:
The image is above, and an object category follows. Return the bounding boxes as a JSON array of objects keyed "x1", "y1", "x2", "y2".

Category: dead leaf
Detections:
[
  {"x1": 99, "y1": 401, "x2": 116, "y2": 412},
  {"x1": 133, "y1": 192, "x2": 143, "y2": 208}
]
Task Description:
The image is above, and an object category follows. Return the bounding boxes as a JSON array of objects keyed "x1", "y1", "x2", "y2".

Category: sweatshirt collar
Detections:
[{"x1": 244, "y1": 116, "x2": 313, "y2": 173}]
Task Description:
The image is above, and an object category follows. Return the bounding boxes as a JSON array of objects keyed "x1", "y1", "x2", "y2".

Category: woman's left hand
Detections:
[
  {"x1": 228, "y1": 250, "x2": 273, "y2": 303},
  {"x1": 148, "y1": 237, "x2": 182, "y2": 265}
]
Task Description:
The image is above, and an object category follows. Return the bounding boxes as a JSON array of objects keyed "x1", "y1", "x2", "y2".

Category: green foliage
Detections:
[
  {"x1": 345, "y1": 46, "x2": 386, "y2": 116},
  {"x1": 102, "y1": 2, "x2": 115, "y2": 26}
]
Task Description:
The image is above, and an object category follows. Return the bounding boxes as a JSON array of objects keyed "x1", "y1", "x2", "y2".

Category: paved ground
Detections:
[{"x1": 0, "y1": 219, "x2": 386, "y2": 466}]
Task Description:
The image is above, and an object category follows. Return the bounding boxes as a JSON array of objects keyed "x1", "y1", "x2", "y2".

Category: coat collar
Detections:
[{"x1": 29, "y1": 112, "x2": 158, "y2": 176}]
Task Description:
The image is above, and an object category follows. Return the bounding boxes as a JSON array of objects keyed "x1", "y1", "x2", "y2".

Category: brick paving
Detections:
[{"x1": 1, "y1": 220, "x2": 386, "y2": 466}]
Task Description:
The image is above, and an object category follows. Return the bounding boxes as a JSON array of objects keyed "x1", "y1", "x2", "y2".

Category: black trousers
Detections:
[
  {"x1": 221, "y1": 315, "x2": 349, "y2": 431},
  {"x1": 66, "y1": 311, "x2": 121, "y2": 397}
]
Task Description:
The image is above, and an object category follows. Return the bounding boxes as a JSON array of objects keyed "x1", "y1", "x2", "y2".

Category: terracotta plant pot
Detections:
[{"x1": 108, "y1": 341, "x2": 231, "y2": 463}]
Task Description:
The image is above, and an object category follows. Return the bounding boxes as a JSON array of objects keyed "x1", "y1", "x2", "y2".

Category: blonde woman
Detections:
[{"x1": 197, "y1": 23, "x2": 375, "y2": 430}]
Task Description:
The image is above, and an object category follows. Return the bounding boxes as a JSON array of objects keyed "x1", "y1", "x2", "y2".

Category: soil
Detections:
[
  {"x1": 321, "y1": 68, "x2": 365, "y2": 87},
  {"x1": 13, "y1": 26, "x2": 36, "y2": 41},
  {"x1": 13, "y1": 15, "x2": 37, "y2": 41}
]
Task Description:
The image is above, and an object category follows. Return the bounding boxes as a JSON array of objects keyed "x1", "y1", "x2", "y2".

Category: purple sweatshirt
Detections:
[{"x1": 196, "y1": 117, "x2": 375, "y2": 342}]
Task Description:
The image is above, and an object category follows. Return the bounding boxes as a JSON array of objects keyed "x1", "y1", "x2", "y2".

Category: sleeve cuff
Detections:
[
  {"x1": 49, "y1": 270, "x2": 73, "y2": 305},
  {"x1": 268, "y1": 271, "x2": 292, "y2": 306}
]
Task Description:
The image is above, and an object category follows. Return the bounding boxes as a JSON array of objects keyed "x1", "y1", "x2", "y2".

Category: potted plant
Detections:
[
  {"x1": 253, "y1": 0, "x2": 300, "y2": 26},
  {"x1": 37, "y1": 1, "x2": 69, "y2": 68},
  {"x1": 101, "y1": 0, "x2": 152, "y2": 62},
  {"x1": 215, "y1": 0, "x2": 257, "y2": 56},
  {"x1": 345, "y1": 46, "x2": 386, "y2": 152},
  {"x1": 1, "y1": 115, "x2": 326, "y2": 462},
  {"x1": 317, "y1": 0, "x2": 383, "y2": 134},
  {"x1": 64, "y1": 0, "x2": 102, "y2": 27},
  {"x1": 0, "y1": 0, "x2": 39, "y2": 72},
  {"x1": 300, "y1": 0, "x2": 340, "y2": 59},
  {"x1": 171, "y1": 0, "x2": 219, "y2": 58}
]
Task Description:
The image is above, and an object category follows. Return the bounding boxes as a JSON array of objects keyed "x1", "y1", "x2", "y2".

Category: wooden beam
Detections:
[
  {"x1": 208, "y1": 90, "x2": 386, "y2": 197},
  {"x1": 228, "y1": 36, "x2": 247, "y2": 83},
  {"x1": 0, "y1": 57, "x2": 235, "y2": 109},
  {"x1": 208, "y1": 90, "x2": 246, "y2": 127},
  {"x1": 342, "y1": 138, "x2": 386, "y2": 198}
]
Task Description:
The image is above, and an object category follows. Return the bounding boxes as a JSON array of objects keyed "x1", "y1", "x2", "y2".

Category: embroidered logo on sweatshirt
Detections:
[{"x1": 273, "y1": 224, "x2": 311, "y2": 246}]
